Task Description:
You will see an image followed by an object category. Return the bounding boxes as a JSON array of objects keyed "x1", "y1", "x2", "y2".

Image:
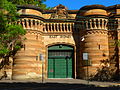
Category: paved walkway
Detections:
[{"x1": 0, "y1": 79, "x2": 120, "y2": 87}]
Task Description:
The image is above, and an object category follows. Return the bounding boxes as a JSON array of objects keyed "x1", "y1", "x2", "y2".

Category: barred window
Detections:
[{"x1": 48, "y1": 50, "x2": 72, "y2": 57}]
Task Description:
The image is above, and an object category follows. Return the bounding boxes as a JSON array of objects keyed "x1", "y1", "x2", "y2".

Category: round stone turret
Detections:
[
  {"x1": 12, "y1": 5, "x2": 45, "y2": 80},
  {"x1": 76, "y1": 5, "x2": 109, "y2": 79}
]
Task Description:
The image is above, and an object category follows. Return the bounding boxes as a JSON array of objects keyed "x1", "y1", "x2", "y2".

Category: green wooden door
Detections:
[
  {"x1": 48, "y1": 58, "x2": 54, "y2": 78},
  {"x1": 66, "y1": 57, "x2": 73, "y2": 78},
  {"x1": 54, "y1": 57, "x2": 67, "y2": 78},
  {"x1": 48, "y1": 44, "x2": 73, "y2": 78}
]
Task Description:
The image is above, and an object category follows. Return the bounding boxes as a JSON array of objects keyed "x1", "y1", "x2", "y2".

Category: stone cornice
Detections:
[
  {"x1": 19, "y1": 14, "x2": 45, "y2": 21},
  {"x1": 84, "y1": 15, "x2": 107, "y2": 18},
  {"x1": 85, "y1": 30, "x2": 108, "y2": 34},
  {"x1": 107, "y1": 4, "x2": 120, "y2": 10},
  {"x1": 26, "y1": 30, "x2": 43, "y2": 34},
  {"x1": 19, "y1": 14, "x2": 75, "y2": 22},
  {"x1": 45, "y1": 19, "x2": 75, "y2": 23},
  {"x1": 17, "y1": 5, "x2": 79, "y2": 14},
  {"x1": 43, "y1": 32, "x2": 72, "y2": 35},
  {"x1": 109, "y1": 15, "x2": 120, "y2": 18},
  {"x1": 80, "y1": 4, "x2": 106, "y2": 11}
]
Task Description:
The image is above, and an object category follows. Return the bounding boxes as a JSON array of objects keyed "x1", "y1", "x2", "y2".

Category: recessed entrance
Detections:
[{"x1": 48, "y1": 44, "x2": 74, "y2": 78}]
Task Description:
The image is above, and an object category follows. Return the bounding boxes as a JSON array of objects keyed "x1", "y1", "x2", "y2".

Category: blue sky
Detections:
[{"x1": 44, "y1": 0, "x2": 120, "y2": 10}]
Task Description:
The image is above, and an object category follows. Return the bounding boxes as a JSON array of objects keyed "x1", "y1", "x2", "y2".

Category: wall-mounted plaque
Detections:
[
  {"x1": 83, "y1": 53, "x2": 88, "y2": 60},
  {"x1": 39, "y1": 54, "x2": 44, "y2": 61}
]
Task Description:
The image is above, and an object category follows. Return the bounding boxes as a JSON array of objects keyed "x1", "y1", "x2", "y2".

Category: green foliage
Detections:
[
  {"x1": 115, "y1": 40, "x2": 120, "y2": 46},
  {"x1": 0, "y1": 0, "x2": 26, "y2": 58},
  {"x1": 7, "y1": 0, "x2": 51, "y2": 10},
  {"x1": 8, "y1": 0, "x2": 46, "y2": 5},
  {"x1": 0, "y1": 48, "x2": 9, "y2": 56}
]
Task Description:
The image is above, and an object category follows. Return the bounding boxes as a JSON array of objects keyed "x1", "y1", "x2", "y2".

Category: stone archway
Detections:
[{"x1": 47, "y1": 44, "x2": 74, "y2": 78}]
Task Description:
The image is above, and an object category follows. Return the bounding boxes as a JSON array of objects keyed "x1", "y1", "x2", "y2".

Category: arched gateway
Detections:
[
  {"x1": 48, "y1": 44, "x2": 74, "y2": 78},
  {"x1": 2, "y1": 4, "x2": 120, "y2": 80}
]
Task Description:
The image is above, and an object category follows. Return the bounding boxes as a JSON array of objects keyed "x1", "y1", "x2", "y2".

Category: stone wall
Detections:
[{"x1": 1, "y1": 4, "x2": 120, "y2": 80}]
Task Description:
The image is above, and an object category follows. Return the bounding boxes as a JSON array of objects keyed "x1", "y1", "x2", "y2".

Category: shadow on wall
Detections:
[
  {"x1": 90, "y1": 58, "x2": 119, "y2": 81},
  {"x1": 0, "y1": 57, "x2": 10, "y2": 80}
]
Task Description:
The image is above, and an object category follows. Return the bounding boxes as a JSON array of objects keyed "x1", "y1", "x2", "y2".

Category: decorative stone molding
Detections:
[
  {"x1": 85, "y1": 30, "x2": 108, "y2": 34},
  {"x1": 78, "y1": 18, "x2": 108, "y2": 30},
  {"x1": 43, "y1": 22, "x2": 74, "y2": 33},
  {"x1": 50, "y1": 4, "x2": 74, "y2": 19},
  {"x1": 17, "y1": 18, "x2": 43, "y2": 31},
  {"x1": 27, "y1": 30, "x2": 43, "y2": 35}
]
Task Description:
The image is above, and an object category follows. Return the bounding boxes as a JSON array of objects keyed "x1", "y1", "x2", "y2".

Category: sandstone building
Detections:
[{"x1": 2, "y1": 4, "x2": 120, "y2": 80}]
